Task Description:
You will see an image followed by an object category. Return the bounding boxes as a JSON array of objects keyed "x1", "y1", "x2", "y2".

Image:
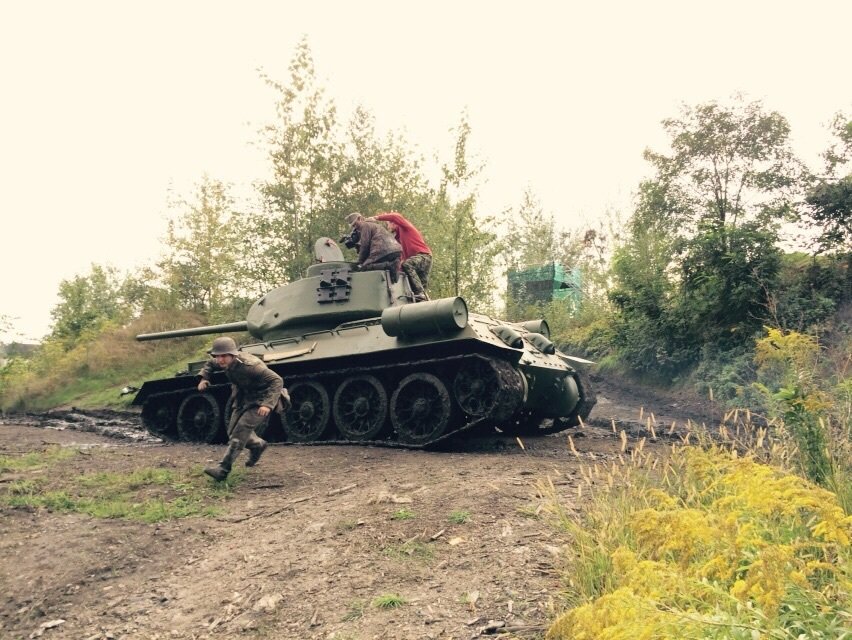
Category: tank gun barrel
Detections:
[{"x1": 136, "y1": 321, "x2": 249, "y2": 342}]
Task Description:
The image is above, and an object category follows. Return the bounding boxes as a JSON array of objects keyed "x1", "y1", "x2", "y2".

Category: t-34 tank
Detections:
[{"x1": 132, "y1": 238, "x2": 595, "y2": 447}]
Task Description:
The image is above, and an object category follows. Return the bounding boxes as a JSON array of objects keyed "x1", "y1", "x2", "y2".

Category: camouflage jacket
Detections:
[
  {"x1": 199, "y1": 353, "x2": 284, "y2": 411},
  {"x1": 357, "y1": 220, "x2": 402, "y2": 267}
]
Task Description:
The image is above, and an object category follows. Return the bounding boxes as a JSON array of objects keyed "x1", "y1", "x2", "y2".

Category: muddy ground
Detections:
[{"x1": 0, "y1": 375, "x2": 718, "y2": 640}]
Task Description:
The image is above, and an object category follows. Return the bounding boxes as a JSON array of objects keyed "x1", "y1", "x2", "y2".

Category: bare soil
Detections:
[{"x1": 0, "y1": 375, "x2": 717, "y2": 640}]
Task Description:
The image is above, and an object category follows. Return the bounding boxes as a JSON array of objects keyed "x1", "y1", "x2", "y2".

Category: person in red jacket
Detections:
[{"x1": 370, "y1": 211, "x2": 432, "y2": 301}]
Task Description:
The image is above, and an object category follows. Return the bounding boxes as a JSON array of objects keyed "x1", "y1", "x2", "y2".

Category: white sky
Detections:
[{"x1": 1, "y1": 0, "x2": 850, "y2": 342}]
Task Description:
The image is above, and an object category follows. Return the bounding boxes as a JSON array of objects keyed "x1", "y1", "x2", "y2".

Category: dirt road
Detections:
[{"x1": 0, "y1": 376, "x2": 715, "y2": 640}]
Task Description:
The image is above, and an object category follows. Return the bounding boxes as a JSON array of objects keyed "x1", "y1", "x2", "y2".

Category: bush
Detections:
[{"x1": 545, "y1": 446, "x2": 852, "y2": 639}]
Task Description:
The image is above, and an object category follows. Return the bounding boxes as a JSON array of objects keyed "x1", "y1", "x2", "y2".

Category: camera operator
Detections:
[{"x1": 342, "y1": 212, "x2": 402, "y2": 283}]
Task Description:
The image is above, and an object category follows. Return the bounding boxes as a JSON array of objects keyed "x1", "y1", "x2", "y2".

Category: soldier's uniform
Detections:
[{"x1": 199, "y1": 343, "x2": 285, "y2": 480}]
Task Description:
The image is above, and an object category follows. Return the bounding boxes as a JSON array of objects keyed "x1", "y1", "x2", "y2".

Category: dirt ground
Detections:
[{"x1": 0, "y1": 375, "x2": 718, "y2": 640}]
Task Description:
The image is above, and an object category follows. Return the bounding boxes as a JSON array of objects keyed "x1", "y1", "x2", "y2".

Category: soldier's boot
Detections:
[
  {"x1": 245, "y1": 439, "x2": 268, "y2": 467},
  {"x1": 204, "y1": 439, "x2": 242, "y2": 481}
]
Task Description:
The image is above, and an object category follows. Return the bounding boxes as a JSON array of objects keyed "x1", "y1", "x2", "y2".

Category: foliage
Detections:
[
  {"x1": 448, "y1": 509, "x2": 471, "y2": 524},
  {"x1": 0, "y1": 311, "x2": 210, "y2": 411},
  {"x1": 371, "y1": 594, "x2": 406, "y2": 609},
  {"x1": 607, "y1": 97, "x2": 801, "y2": 379},
  {"x1": 48, "y1": 264, "x2": 139, "y2": 350},
  {"x1": 752, "y1": 327, "x2": 851, "y2": 506},
  {"x1": 504, "y1": 188, "x2": 565, "y2": 272},
  {"x1": 423, "y1": 113, "x2": 501, "y2": 311},
  {"x1": 544, "y1": 446, "x2": 852, "y2": 640},
  {"x1": 156, "y1": 176, "x2": 245, "y2": 321},
  {"x1": 644, "y1": 95, "x2": 803, "y2": 229},
  {"x1": 804, "y1": 112, "x2": 852, "y2": 303},
  {"x1": 0, "y1": 448, "x2": 241, "y2": 523},
  {"x1": 252, "y1": 38, "x2": 344, "y2": 289},
  {"x1": 768, "y1": 253, "x2": 842, "y2": 331}
]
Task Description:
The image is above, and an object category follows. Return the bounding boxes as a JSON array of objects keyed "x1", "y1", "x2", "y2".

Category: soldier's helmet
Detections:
[
  {"x1": 209, "y1": 336, "x2": 239, "y2": 356},
  {"x1": 345, "y1": 212, "x2": 363, "y2": 227}
]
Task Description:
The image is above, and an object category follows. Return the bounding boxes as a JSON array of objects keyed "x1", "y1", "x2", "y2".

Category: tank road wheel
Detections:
[
  {"x1": 284, "y1": 381, "x2": 331, "y2": 442},
  {"x1": 333, "y1": 375, "x2": 388, "y2": 441},
  {"x1": 141, "y1": 396, "x2": 177, "y2": 439},
  {"x1": 453, "y1": 358, "x2": 524, "y2": 422},
  {"x1": 391, "y1": 373, "x2": 452, "y2": 445},
  {"x1": 453, "y1": 359, "x2": 498, "y2": 416},
  {"x1": 176, "y1": 393, "x2": 223, "y2": 443}
]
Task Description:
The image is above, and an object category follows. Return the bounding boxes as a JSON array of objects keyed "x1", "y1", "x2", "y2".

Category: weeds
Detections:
[
  {"x1": 341, "y1": 599, "x2": 366, "y2": 621},
  {"x1": 543, "y1": 439, "x2": 852, "y2": 639},
  {"x1": 383, "y1": 540, "x2": 434, "y2": 562},
  {"x1": 0, "y1": 449, "x2": 241, "y2": 522},
  {"x1": 0, "y1": 447, "x2": 77, "y2": 472},
  {"x1": 371, "y1": 594, "x2": 406, "y2": 609},
  {"x1": 391, "y1": 508, "x2": 415, "y2": 521},
  {"x1": 448, "y1": 509, "x2": 471, "y2": 524}
]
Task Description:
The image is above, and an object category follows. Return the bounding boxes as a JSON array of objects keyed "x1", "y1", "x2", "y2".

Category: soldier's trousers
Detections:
[
  {"x1": 360, "y1": 252, "x2": 402, "y2": 283},
  {"x1": 402, "y1": 253, "x2": 432, "y2": 297},
  {"x1": 226, "y1": 406, "x2": 269, "y2": 453}
]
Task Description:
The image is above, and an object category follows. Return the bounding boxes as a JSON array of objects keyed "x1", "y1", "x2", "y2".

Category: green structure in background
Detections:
[{"x1": 508, "y1": 263, "x2": 582, "y2": 309}]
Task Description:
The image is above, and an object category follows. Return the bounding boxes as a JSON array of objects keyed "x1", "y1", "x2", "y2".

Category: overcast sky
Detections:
[{"x1": 1, "y1": 0, "x2": 850, "y2": 342}]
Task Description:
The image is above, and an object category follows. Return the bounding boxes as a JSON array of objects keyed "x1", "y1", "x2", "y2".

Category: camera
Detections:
[{"x1": 339, "y1": 227, "x2": 360, "y2": 250}]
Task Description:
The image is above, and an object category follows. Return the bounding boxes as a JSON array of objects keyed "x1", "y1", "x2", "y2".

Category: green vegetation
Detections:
[
  {"x1": 448, "y1": 509, "x2": 471, "y2": 524},
  {"x1": 371, "y1": 594, "x2": 407, "y2": 609},
  {"x1": 341, "y1": 599, "x2": 366, "y2": 621},
  {"x1": 383, "y1": 540, "x2": 434, "y2": 562},
  {"x1": 0, "y1": 41, "x2": 849, "y2": 637},
  {"x1": 0, "y1": 447, "x2": 242, "y2": 523},
  {"x1": 0, "y1": 447, "x2": 76, "y2": 472},
  {"x1": 543, "y1": 435, "x2": 852, "y2": 639}
]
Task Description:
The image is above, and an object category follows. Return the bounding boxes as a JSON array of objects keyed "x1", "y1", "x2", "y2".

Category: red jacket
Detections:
[{"x1": 375, "y1": 212, "x2": 431, "y2": 260}]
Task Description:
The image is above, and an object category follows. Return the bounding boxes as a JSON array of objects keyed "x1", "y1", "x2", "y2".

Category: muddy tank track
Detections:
[{"x1": 140, "y1": 353, "x2": 594, "y2": 449}]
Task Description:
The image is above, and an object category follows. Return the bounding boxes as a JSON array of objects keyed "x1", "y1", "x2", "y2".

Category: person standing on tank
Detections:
[
  {"x1": 197, "y1": 336, "x2": 287, "y2": 481},
  {"x1": 344, "y1": 212, "x2": 403, "y2": 283},
  {"x1": 369, "y1": 211, "x2": 432, "y2": 302}
]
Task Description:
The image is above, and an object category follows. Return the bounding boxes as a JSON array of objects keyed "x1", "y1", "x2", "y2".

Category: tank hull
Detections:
[
  {"x1": 133, "y1": 307, "x2": 594, "y2": 447},
  {"x1": 131, "y1": 241, "x2": 594, "y2": 447}
]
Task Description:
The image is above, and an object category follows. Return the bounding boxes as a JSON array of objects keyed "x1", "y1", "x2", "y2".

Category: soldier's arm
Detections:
[{"x1": 197, "y1": 359, "x2": 218, "y2": 391}]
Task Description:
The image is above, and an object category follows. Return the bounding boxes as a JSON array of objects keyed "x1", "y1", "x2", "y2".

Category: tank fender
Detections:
[{"x1": 381, "y1": 297, "x2": 468, "y2": 338}]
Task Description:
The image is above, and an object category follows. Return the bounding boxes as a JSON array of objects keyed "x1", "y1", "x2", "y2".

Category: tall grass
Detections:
[{"x1": 543, "y1": 436, "x2": 852, "y2": 639}]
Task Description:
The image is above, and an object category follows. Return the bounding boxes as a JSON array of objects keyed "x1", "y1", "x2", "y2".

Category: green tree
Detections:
[
  {"x1": 49, "y1": 264, "x2": 129, "y2": 349},
  {"x1": 157, "y1": 176, "x2": 241, "y2": 320},
  {"x1": 504, "y1": 188, "x2": 564, "y2": 270},
  {"x1": 644, "y1": 94, "x2": 802, "y2": 230},
  {"x1": 252, "y1": 37, "x2": 342, "y2": 288},
  {"x1": 610, "y1": 97, "x2": 800, "y2": 377},
  {"x1": 332, "y1": 106, "x2": 430, "y2": 220},
  {"x1": 805, "y1": 112, "x2": 852, "y2": 300},
  {"x1": 423, "y1": 114, "x2": 500, "y2": 311}
]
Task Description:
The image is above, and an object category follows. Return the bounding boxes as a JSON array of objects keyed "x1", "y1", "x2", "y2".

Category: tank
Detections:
[{"x1": 131, "y1": 237, "x2": 596, "y2": 448}]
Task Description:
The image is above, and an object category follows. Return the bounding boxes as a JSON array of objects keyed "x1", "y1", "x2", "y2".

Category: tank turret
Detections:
[{"x1": 132, "y1": 237, "x2": 595, "y2": 447}]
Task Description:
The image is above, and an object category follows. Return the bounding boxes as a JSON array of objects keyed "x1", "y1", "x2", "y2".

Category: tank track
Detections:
[{"x1": 141, "y1": 353, "x2": 590, "y2": 449}]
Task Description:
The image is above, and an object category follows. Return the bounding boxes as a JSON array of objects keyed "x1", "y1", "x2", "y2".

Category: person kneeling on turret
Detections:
[{"x1": 197, "y1": 336, "x2": 288, "y2": 481}]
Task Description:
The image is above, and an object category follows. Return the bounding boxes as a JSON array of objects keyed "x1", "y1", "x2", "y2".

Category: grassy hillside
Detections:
[{"x1": 0, "y1": 312, "x2": 224, "y2": 412}]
